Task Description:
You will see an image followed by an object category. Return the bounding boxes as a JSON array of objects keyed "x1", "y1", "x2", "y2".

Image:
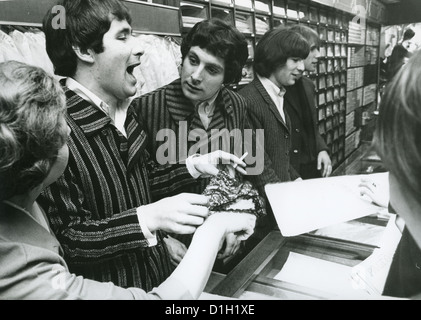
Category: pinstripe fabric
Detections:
[
  {"x1": 239, "y1": 78, "x2": 301, "y2": 182},
  {"x1": 38, "y1": 85, "x2": 172, "y2": 290},
  {"x1": 132, "y1": 78, "x2": 280, "y2": 201}
]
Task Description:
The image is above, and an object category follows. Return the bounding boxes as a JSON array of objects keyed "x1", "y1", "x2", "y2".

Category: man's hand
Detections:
[
  {"x1": 163, "y1": 236, "x2": 188, "y2": 267},
  {"x1": 318, "y1": 150, "x2": 332, "y2": 177},
  {"x1": 217, "y1": 233, "x2": 242, "y2": 260},
  {"x1": 359, "y1": 178, "x2": 389, "y2": 208},
  {"x1": 140, "y1": 193, "x2": 209, "y2": 234}
]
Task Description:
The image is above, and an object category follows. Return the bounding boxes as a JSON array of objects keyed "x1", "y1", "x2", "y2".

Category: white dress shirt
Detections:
[{"x1": 186, "y1": 92, "x2": 219, "y2": 179}]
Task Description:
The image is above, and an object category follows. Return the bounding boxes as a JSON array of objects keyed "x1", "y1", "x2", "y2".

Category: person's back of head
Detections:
[
  {"x1": 180, "y1": 18, "x2": 248, "y2": 84},
  {"x1": 254, "y1": 27, "x2": 310, "y2": 78},
  {"x1": 374, "y1": 50, "x2": 421, "y2": 209},
  {"x1": 0, "y1": 61, "x2": 67, "y2": 201},
  {"x1": 43, "y1": 0, "x2": 132, "y2": 77}
]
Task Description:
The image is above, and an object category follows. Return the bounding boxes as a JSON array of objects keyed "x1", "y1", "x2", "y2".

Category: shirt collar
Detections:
[
  {"x1": 166, "y1": 79, "x2": 233, "y2": 122},
  {"x1": 257, "y1": 74, "x2": 286, "y2": 101},
  {"x1": 196, "y1": 90, "x2": 219, "y2": 118},
  {"x1": 195, "y1": 89, "x2": 220, "y2": 110},
  {"x1": 66, "y1": 77, "x2": 110, "y2": 116}
]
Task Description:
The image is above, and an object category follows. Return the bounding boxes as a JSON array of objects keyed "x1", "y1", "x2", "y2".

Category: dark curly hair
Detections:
[{"x1": 181, "y1": 19, "x2": 249, "y2": 84}]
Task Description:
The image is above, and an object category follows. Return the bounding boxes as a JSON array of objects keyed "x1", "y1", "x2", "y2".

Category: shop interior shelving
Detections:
[
  {"x1": 176, "y1": 0, "x2": 383, "y2": 174},
  {"x1": 0, "y1": 0, "x2": 384, "y2": 175}
]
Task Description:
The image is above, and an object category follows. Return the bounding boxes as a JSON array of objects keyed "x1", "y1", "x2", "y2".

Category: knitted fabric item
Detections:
[{"x1": 202, "y1": 170, "x2": 266, "y2": 218}]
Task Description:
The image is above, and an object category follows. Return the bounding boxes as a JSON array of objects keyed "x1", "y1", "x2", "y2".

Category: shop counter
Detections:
[{"x1": 204, "y1": 214, "x2": 398, "y2": 300}]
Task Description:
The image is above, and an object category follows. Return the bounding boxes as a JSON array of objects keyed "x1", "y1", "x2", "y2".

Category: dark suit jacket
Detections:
[
  {"x1": 238, "y1": 77, "x2": 300, "y2": 183},
  {"x1": 284, "y1": 76, "x2": 328, "y2": 175}
]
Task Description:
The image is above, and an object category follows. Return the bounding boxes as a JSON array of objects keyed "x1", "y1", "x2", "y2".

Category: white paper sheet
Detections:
[
  {"x1": 351, "y1": 215, "x2": 402, "y2": 295},
  {"x1": 274, "y1": 252, "x2": 371, "y2": 299},
  {"x1": 265, "y1": 173, "x2": 389, "y2": 236}
]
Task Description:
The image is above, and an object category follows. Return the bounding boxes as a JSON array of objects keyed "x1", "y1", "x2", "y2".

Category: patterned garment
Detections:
[
  {"x1": 202, "y1": 170, "x2": 266, "y2": 218},
  {"x1": 38, "y1": 84, "x2": 172, "y2": 290}
]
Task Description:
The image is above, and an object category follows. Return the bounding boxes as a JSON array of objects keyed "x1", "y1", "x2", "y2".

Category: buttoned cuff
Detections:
[
  {"x1": 136, "y1": 207, "x2": 158, "y2": 246},
  {"x1": 186, "y1": 154, "x2": 202, "y2": 179}
]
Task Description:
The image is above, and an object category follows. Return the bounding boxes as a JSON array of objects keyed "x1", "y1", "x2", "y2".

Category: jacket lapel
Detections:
[
  {"x1": 253, "y1": 78, "x2": 289, "y2": 131},
  {"x1": 64, "y1": 86, "x2": 112, "y2": 137},
  {"x1": 284, "y1": 82, "x2": 303, "y2": 118},
  {"x1": 166, "y1": 79, "x2": 196, "y2": 126},
  {"x1": 125, "y1": 106, "x2": 148, "y2": 173}
]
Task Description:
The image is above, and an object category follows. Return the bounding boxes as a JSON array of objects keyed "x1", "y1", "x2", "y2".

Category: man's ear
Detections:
[{"x1": 72, "y1": 46, "x2": 95, "y2": 64}]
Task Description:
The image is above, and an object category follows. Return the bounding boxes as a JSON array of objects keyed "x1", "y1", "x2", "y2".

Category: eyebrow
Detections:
[
  {"x1": 116, "y1": 27, "x2": 132, "y2": 35},
  {"x1": 189, "y1": 51, "x2": 224, "y2": 71}
]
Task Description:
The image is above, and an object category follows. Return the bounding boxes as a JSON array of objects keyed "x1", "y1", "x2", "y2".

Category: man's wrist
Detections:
[{"x1": 136, "y1": 206, "x2": 158, "y2": 246}]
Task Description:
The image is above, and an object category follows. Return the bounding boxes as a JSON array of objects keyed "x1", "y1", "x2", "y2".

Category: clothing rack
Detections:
[{"x1": 0, "y1": 0, "x2": 181, "y2": 36}]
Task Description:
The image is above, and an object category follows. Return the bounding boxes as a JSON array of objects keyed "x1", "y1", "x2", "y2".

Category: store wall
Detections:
[{"x1": 385, "y1": 0, "x2": 421, "y2": 26}]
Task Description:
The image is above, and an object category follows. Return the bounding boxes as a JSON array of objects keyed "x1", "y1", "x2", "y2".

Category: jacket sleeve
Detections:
[
  {"x1": 306, "y1": 78, "x2": 329, "y2": 154},
  {"x1": 243, "y1": 107, "x2": 282, "y2": 195},
  {"x1": 146, "y1": 159, "x2": 200, "y2": 201},
  {"x1": 0, "y1": 242, "x2": 192, "y2": 300},
  {"x1": 289, "y1": 165, "x2": 301, "y2": 181},
  {"x1": 38, "y1": 163, "x2": 152, "y2": 264}
]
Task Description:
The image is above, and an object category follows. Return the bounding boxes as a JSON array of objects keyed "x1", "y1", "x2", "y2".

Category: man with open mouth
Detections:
[{"x1": 39, "y1": 0, "x2": 239, "y2": 292}]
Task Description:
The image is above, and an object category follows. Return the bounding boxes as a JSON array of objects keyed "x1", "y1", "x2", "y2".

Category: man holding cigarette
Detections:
[{"x1": 132, "y1": 19, "x2": 280, "y2": 267}]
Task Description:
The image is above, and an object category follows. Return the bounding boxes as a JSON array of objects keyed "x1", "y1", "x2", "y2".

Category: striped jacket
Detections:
[
  {"x1": 132, "y1": 78, "x2": 281, "y2": 201},
  {"x1": 38, "y1": 85, "x2": 172, "y2": 290}
]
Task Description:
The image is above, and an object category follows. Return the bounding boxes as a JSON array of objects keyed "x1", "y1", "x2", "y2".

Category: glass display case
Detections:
[{"x1": 206, "y1": 211, "x2": 394, "y2": 299}]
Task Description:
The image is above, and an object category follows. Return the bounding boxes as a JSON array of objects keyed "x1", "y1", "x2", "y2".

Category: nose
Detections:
[
  {"x1": 297, "y1": 60, "x2": 305, "y2": 72},
  {"x1": 191, "y1": 66, "x2": 204, "y2": 84},
  {"x1": 131, "y1": 36, "x2": 144, "y2": 58},
  {"x1": 314, "y1": 48, "x2": 321, "y2": 59}
]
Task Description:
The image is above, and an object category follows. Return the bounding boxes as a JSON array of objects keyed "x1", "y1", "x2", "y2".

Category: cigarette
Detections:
[{"x1": 233, "y1": 152, "x2": 248, "y2": 169}]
